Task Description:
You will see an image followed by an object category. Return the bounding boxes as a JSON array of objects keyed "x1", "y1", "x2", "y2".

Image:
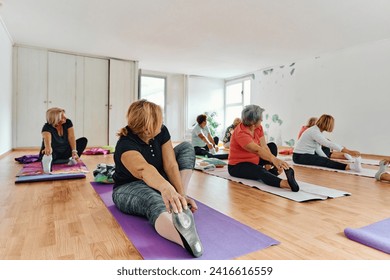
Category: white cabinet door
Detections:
[
  {"x1": 48, "y1": 52, "x2": 77, "y2": 121},
  {"x1": 83, "y1": 57, "x2": 109, "y2": 146},
  {"x1": 108, "y1": 59, "x2": 138, "y2": 146},
  {"x1": 15, "y1": 47, "x2": 48, "y2": 147}
]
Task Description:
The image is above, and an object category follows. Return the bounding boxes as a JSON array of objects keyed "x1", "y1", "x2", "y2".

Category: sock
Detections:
[
  {"x1": 42, "y1": 154, "x2": 52, "y2": 173},
  {"x1": 344, "y1": 153, "x2": 353, "y2": 161},
  {"x1": 284, "y1": 168, "x2": 300, "y2": 192},
  {"x1": 350, "y1": 156, "x2": 362, "y2": 172},
  {"x1": 375, "y1": 160, "x2": 388, "y2": 181}
]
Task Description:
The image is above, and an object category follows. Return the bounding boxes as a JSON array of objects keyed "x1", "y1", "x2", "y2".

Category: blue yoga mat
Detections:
[
  {"x1": 91, "y1": 182, "x2": 279, "y2": 260},
  {"x1": 344, "y1": 218, "x2": 390, "y2": 254}
]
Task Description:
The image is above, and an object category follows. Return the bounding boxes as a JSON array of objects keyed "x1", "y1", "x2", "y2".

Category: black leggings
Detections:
[
  {"x1": 292, "y1": 152, "x2": 347, "y2": 170},
  {"x1": 39, "y1": 137, "x2": 88, "y2": 163},
  {"x1": 194, "y1": 136, "x2": 228, "y2": 160},
  {"x1": 228, "y1": 142, "x2": 282, "y2": 188}
]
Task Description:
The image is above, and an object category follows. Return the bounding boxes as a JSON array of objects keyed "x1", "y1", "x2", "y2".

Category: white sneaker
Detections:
[
  {"x1": 350, "y1": 156, "x2": 362, "y2": 172},
  {"x1": 42, "y1": 155, "x2": 52, "y2": 174}
]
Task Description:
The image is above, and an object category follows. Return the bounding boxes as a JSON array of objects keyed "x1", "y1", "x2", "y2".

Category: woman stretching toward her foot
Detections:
[
  {"x1": 228, "y1": 105, "x2": 300, "y2": 192},
  {"x1": 293, "y1": 114, "x2": 362, "y2": 172},
  {"x1": 375, "y1": 158, "x2": 390, "y2": 182},
  {"x1": 112, "y1": 100, "x2": 203, "y2": 257}
]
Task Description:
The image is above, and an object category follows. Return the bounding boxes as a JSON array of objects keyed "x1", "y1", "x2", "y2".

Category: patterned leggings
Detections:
[{"x1": 112, "y1": 142, "x2": 195, "y2": 226}]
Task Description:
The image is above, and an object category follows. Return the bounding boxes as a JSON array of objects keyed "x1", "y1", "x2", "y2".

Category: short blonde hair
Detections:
[
  {"x1": 316, "y1": 114, "x2": 334, "y2": 132},
  {"x1": 46, "y1": 107, "x2": 65, "y2": 126},
  {"x1": 118, "y1": 99, "x2": 163, "y2": 137}
]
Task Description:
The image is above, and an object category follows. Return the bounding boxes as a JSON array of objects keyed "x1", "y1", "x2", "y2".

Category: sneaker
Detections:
[
  {"x1": 42, "y1": 154, "x2": 52, "y2": 174},
  {"x1": 172, "y1": 208, "x2": 203, "y2": 258},
  {"x1": 350, "y1": 156, "x2": 362, "y2": 172}
]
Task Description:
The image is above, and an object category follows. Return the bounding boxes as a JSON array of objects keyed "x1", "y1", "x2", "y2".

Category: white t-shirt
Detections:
[
  {"x1": 293, "y1": 125, "x2": 343, "y2": 157},
  {"x1": 191, "y1": 124, "x2": 211, "y2": 147}
]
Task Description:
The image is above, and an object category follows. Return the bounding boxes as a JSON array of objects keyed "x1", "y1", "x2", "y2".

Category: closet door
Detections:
[
  {"x1": 15, "y1": 47, "x2": 48, "y2": 147},
  {"x1": 48, "y1": 52, "x2": 77, "y2": 121},
  {"x1": 83, "y1": 57, "x2": 109, "y2": 146},
  {"x1": 108, "y1": 59, "x2": 138, "y2": 146}
]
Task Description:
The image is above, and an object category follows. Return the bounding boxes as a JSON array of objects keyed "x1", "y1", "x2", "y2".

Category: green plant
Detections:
[
  {"x1": 264, "y1": 113, "x2": 283, "y2": 142},
  {"x1": 205, "y1": 111, "x2": 220, "y2": 136}
]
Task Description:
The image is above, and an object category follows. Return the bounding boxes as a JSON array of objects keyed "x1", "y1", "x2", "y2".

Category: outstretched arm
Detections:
[
  {"x1": 42, "y1": 131, "x2": 52, "y2": 155},
  {"x1": 121, "y1": 150, "x2": 187, "y2": 214}
]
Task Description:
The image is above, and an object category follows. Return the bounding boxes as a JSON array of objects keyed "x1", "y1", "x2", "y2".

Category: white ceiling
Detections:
[{"x1": 1, "y1": 0, "x2": 390, "y2": 78}]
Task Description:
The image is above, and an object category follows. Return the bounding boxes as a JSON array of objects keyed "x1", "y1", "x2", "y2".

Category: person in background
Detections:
[
  {"x1": 228, "y1": 105, "x2": 300, "y2": 192},
  {"x1": 293, "y1": 114, "x2": 362, "y2": 172},
  {"x1": 191, "y1": 114, "x2": 228, "y2": 160},
  {"x1": 222, "y1": 117, "x2": 241, "y2": 149},
  {"x1": 375, "y1": 158, "x2": 390, "y2": 182},
  {"x1": 298, "y1": 116, "x2": 352, "y2": 161},
  {"x1": 297, "y1": 117, "x2": 317, "y2": 139},
  {"x1": 112, "y1": 100, "x2": 203, "y2": 258},
  {"x1": 39, "y1": 107, "x2": 87, "y2": 173}
]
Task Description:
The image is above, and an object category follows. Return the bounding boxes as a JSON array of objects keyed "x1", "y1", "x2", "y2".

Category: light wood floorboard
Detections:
[{"x1": 1, "y1": 149, "x2": 389, "y2": 260}]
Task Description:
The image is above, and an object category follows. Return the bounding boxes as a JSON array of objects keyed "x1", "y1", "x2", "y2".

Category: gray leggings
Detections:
[{"x1": 112, "y1": 142, "x2": 195, "y2": 226}]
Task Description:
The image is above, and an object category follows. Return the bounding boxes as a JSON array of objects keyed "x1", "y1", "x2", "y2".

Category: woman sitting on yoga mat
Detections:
[
  {"x1": 293, "y1": 114, "x2": 362, "y2": 172},
  {"x1": 39, "y1": 107, "x2": 87, "y2": 173},
  {"x1": 375, "y1": 158, "x2": 390, "y2": 182},
  {"x1": 298, "y1": 116, "x2": 352, "y2": 161},
  {"x1": 191, "y1": 114, "x2": 228, "y2": 160},
  {"x1": 112, "y1": 99, "x2": 203, "y2": 258},
  {"x1": 228, "y1": 104, "x2": 300, "y2": 192}
]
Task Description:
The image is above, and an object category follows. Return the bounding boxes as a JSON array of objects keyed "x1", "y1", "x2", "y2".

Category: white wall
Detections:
[
  {"x1": 0, "y1": 18, "x2": 13, "y2": 156},
  {"x1": 252, "y1": 39, "x2": 390, "y2": 156},
  {"x1": 186, "y1": 76, "x2": 225, "y2": 139}
]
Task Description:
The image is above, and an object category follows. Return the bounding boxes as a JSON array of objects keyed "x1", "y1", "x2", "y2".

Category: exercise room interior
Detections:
[{"x1": 1, "y1": 1, "x2": 390, "y2": 260}]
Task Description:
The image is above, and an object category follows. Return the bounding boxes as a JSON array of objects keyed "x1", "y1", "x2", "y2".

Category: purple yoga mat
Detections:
[
  {"x1": 91, "y1": 182, "x2": 279, "y2": 260},
  {"x1": 344, "y1": 218, "x2": 390, "y2": 254}
]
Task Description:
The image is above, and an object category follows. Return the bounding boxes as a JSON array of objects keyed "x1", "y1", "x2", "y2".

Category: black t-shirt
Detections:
[
  {"x1": 113, "y1": 125, "x2": 171, "y2": 188},
  {"x1": 41, "y1": 119, "x2": 73, "y2": 155}
]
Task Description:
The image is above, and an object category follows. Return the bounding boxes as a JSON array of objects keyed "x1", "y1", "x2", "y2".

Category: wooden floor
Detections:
[{"x1": 1, "y1": 149, "x2": 390, "y2": 260}]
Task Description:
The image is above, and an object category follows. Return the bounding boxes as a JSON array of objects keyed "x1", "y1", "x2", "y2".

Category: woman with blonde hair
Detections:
[
  {"x1": 112, "y1": 99, "x2": 203, "y2": 257},
  {"x1": 293, "y1": 114, "x2": 362, "y2": 171},
  {"x1": 39, "y1": 107, "x2": 87, "y2": 173}
]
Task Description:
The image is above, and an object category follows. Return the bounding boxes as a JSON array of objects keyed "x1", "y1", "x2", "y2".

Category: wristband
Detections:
[{"x1": 72, "y1": 150, "x2": 78, "y2": 154}]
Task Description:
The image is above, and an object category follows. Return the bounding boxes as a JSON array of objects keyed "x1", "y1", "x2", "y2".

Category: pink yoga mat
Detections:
[{"x1": 91, "y1": 182, "x2": 279, "y2": 260}]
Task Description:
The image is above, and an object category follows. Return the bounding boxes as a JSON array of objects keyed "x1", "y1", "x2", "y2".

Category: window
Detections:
[
  {"x1": 139, "y1": 75, "x2": 166, "y2": 120},
  {"x1": 225, "y1": 78, "x2": 251, "y2": 127}
]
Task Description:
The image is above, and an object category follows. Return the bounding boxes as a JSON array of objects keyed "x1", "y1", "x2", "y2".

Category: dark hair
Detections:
[{"x1": 196, "y1": 114, "x2": 207, "y2": 125}]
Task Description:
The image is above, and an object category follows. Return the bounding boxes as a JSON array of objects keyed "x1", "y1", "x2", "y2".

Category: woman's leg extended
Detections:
[
  {"x1": 293, "y1": 153, "x2": 347, "y2": 170},
  {"x1": 112, "y1": 181, "x2": 184, "y2": 246},
  {"x1": 228, "y1": 162, "x2": 282, "y2": 187}
]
